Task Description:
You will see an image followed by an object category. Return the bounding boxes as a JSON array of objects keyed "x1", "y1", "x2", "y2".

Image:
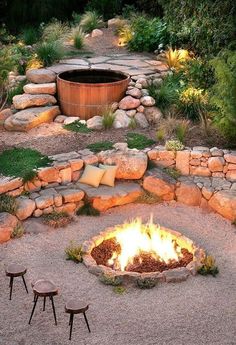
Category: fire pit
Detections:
[{"x1": 82, "y1": 217, "x2": 205, "y2": 284}]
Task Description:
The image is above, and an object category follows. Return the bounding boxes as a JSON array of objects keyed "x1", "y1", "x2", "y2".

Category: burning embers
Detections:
[{"x1": 82, "y1": 217, "x2": 205, "y2": 283}]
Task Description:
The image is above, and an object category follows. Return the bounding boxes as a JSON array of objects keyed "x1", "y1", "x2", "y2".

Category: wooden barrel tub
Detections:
[{"x1": 57, "y1": 69, "x2": 130, "y2": 119}]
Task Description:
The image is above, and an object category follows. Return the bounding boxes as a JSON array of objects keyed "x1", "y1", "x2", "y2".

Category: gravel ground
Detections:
[{"x1": 0, "y1": 203, "x2": 236, "y2": 345}]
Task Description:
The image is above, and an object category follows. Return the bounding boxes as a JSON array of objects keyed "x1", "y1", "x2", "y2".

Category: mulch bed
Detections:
[{"x1": 91, "y1": 238, "x2": 193, "y2": 273}]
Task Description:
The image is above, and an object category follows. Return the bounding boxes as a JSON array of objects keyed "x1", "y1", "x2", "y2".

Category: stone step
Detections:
[
  {"x1": 23, "y1": 83, "x2": 56, "y2": 95},
  {"x1": 13, "y1": 94, "x2": 57, "y2": 110},
  {"x1": 26, "y1": 68, "x2": 56, "y2": 84},
  {"x1": 4, "y1": 106, "x2": 60, "y2": 131}
]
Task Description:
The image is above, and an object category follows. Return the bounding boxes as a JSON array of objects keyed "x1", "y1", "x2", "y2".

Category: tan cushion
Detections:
[
  {"x1": 79, "y1": 165, "x2": 105, "y2": 187},
  {"x1": 99, "y1": 164, "x2": 117, "y2": 187}
]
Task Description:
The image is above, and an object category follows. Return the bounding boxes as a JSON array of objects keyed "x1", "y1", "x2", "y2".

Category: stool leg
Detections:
[
  {"x1": 69, "y1": 313, "x2": 74, "y2": 340},
  {"x1": 9, "y1": 277, "x2": 14, "y2": 300},
  {"x1": 29, "y1": 295, "x2": 38, "y2": 324},
  {"x1": 83, "y1": 312, "x2": 91, "y2": 333},
  {"x1": 50, "y1": 296, "x2": 57, "y2": 325},
  {"x1": 43, "y1": 297, "x2": 46, "y2": 311},
  {"x1": 69, "y1": 313, "x2": 72, "y2": 326},
  {"x1": 22, "y1": 275, "x2": 28, "y2": 294}
]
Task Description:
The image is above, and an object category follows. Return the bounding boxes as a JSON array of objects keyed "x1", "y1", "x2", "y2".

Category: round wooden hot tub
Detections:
[{"x1": 57, "y1": 69, "x2": 130, "y2": 119}]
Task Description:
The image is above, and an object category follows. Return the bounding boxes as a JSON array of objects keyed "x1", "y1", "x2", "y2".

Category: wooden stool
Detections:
[
  {"x1": 65, "y1": 299, "x2": 91, "y2": 340},
  {"x1": 5, "y1": 263, "x2": 28, "y2": 300},
  {"x1": 29, "y1": 279, "x2": 58, "y2": 325}
]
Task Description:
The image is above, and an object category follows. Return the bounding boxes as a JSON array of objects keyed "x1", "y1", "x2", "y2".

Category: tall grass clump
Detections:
[
  {"x1": 41, "y1": 19, "x2": 70, "y2": 42},
  {"x1": 102, "y1": 106, "x2": 115, "y2": 129},
  {"x1": 80, "y1": 11, "x2": 103, "y2": 33},
  {"x1": 36, "y1": 40, "x2": 65, "y2": 67},
  {"x1": 71, "y1": 27, "x2": 84, "y2": 49}
]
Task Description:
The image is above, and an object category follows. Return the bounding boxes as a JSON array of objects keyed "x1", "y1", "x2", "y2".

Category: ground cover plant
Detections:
[
  {"x1": 0, "y1": 148, "x2": 51, "y2": 182},
  {"x1": 126, "y1": 133, "x2": 155, "y2": 150},
  {"x1": 0, "y1": 194, "x2": 17, "y2": 214},
  {"x1": 63, "y1": 120, "x2": 92, "y2": 133},
  {"x1": 11, "y1": 223, "x2": 24, "y2": 238},
  {"x1": 42, "y1": 211, "x2": 72, "y2": 228},
  {"x1": 87, "y1": 141, "x2": 114, "y2": 153},
  {"x1": 197, "y1": 255, "x2": 219, "y2": 277},
  {"x1": 76, "y1": 201, "x2": 100, "y2": 216},
  {"x1": 65, "y1": 241, "x2": 84, "y2": 263}
]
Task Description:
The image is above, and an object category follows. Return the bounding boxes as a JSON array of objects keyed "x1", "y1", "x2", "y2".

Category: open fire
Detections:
[{"x1": 90, "y1": 217, "x2": 194, "y2": 273}]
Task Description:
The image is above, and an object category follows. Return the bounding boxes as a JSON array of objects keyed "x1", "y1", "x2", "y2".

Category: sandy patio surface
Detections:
[{"x1": 0, "y1": 203, "x2": 236, "y2": 345}]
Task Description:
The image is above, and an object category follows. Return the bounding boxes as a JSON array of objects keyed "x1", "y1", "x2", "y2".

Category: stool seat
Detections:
[
  {"x1": 33, "y1": 279, "x2": 58, "y2": 297},
  {"x1": 65, "y1": 299, "x2": 89, "y2": 314},
  {"x1": 6, "y1": 263, "x2": 27, "y2": 277}
]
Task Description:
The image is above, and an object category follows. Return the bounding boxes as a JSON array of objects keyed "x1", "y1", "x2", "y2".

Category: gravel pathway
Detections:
[{"x1": 0, "y1": 203, "x2": 236, "y2": 345}]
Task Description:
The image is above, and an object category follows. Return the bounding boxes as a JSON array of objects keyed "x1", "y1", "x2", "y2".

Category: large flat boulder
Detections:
[
  {"x1": 4, "y1": 106, "x2": 60, "y2": 131},
  {"x1": 13, "y1": 94, "x2": 57, "y2": 110},
  {"x1": 76, "y1": 182, "x2": 142, "y2": 211},
  {"x1": 176, "y1": 181, "x2": 202, "y2": 206},
  {"x1": 208, "y1": 190, "x2": 236, "y2": 221},
  {"x1": 0, "y1": 176, "x2": 23, "y2": 194},
  {"x1": 26, "y1": 68, "x2": 56, "y2": 84},
  {"x1": 0, "y1": 212, "x2": 18, "y2": 243},
  {"x1": 97, "y1": 150, "x2": 147, "y2": 179},
  {"x1": 15, "y1": 197, "x2": 36, "y2": 220},
  {"x1": 143, "y1": 168, "x2": 176, "y2": 201},
  {"x1": 23, "y1": 83, "x2": 56, "y2": 95}
]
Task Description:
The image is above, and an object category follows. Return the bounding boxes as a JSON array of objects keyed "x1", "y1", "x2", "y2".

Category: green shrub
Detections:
[
  {"x1": 0, "y1": 194, "x2": 17, "y2": 214},
  {"x1": 128, "y1": 16, "x2": 169, "y2": 52},
  {"x1": 160, "y1": 0, "x2": 236, "y2": 57},
  {"x1": 10, "y1": 43, "x2": 34, "y2": 74},
  {"x1": 76, "y1": 202, "x2": 100, "y2": 216},
  {"x1": 113, "y1": 285, "x2": 126, "y2": 295},
  {"x1": 102, "y1": 107, "x2": 115, "y2": 129},
  {"x1": 0, "y1": 47, "x2": 16, "y2": 109},
  {"x1": 11, "y1": 223, "x2": 24, "y2": 238},
  {"x1": 165, "y1": 139, "x2": 184, "y2": 151},
  {"x1": 164, "y1": 167, "x2": 181, "y2": 179},
  {"x1": 80, "y1": 11, "x2": 103, "y2": 33},
  {"x1": 63, "y1": 120, "x2": 92, "y2": 133},
  {"x1": 65, "y1": 241, "x2": 84, "y2": 263},
  {"x1": 0, "y1": 24, "x2": 15, "y2": 44},
  {"x1": 136, "y1": 277, "x2": 157, "y2": 289},
  {"x1": 42, "y1": 19, "x2": 70, "y2": 42},
  {"x1": 72, "y1": 12, "x2": 82, "y2": 26},
  {"x1": 36, "y1": 40, "x2": 65, "y2": 67},
  {"x1": 197, "y1": 255, "x2": 219, "y2": 277},
  {"x1": 99, "y1": 273, "x2": 123, "y2": 286},
  {"x1": 135, "y1": 190, "x2": 160, "y2": 204},
  {"x1": 43, "y1": 211, "x2": 72, "y2": 228},
  {"x1": 0, "y1": 148, "x2": 51, "y2": 182},
  {"x1": 21, "y1": 27, "x2": 39, "y2": 45},
  {"x1": 7, "y1": 80, "x2": 27, "y2": 103},
  {"x1": 87, "y1": 141, "x2": 114, "y2": 153},
  {"x1": 72, "y1": 27, "x2": 84, "y2": 49},
  {"x1": 210, "y1": 50, "x2": 236, "y2": 142},
  {"x1": 126, "y1": 132, "x2": 155, "y2": 150},
  {"x1": 122, "y1": 4, "x2": 137, "y2": 19}
]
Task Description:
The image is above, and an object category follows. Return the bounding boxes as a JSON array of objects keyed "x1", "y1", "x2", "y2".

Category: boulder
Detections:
[
  {"x1": 143, "y1": 168, "x2": 176, "y2": 201},
  {"x1": 35, "y1": 195, "x2": 54, "y2": 209},
  {"x1": 144, "y1": 107, "x2": 162, "y2": 124},
  {"x1": 176, "y1": 150, "x2": 190, "y2": 175},
  {"x1": 140, "y1": 96, "x2": 155, "y2": 107},
  {"x1": 23, "y1": 83, "x2": 56, "y2": 95},
  {"x1": 60, "y1": 189, "x2": 84, "y2": 203},
  {"x1": 0, "y1": 176, "x2": 23, "y2": 194},
  {"x1": 38, "y1": 167, "x2": 60, "y2": 183},
  {"x1": 15, "y1": 197, "x2": 36, "y2": 220},
  {"x1": 119, "y1": 96, "x2": 140, "y2": 110},
  {"x1": 136, "y1": 78, "x2": 148, "y2": 88},
  {"x1": 176, "y1": 181, "x2": 201, "y2": 206},
  {"x1": 108, "y1": 18, "x2": 124, "y2": 28},
  {"x1": 91, "y1": 29, "x2": 103, "y2": 37},
  {"x1": 208, "y1": 157, "x2": 225, "y2": 172},
  {"x1": 98, "y1": 150, "x2": 147, "y2": 179},
  {"x1": 26, "y1": 69, "x2": 56, "y2": 84},
  {"x1": 54, "y1": 115, "x2": 67, "y2": 123},
  {"x1": 208, "y1": 190, "x2": 236, "y2": 221},
  {"x1": 0, "y1": 212, "x2": 18, "y2": 243},
  {"x1": 190, "y1": 166, "x2": 211, "y2": 177},
  {"x1": 0, "y1": 108, "x2": 12, "y2": 121},
  {"x1": 113, "y1": 110, "x2": 131, "y2": 128},
  {"x1": 126, "y1": 110, "x2": 136, "y2": 117},
  {"x1": 226, "y1": 171, "x2": 236, "y2": 181},
  {"x1": 134, "y1": 112, "x2": 149, "y2": 128},
  {"x1": 13, "y1": 94, "x2": 57, "y2": 110},
  {"x1": 4, "y1": 106, "x2": 60, "y2": 131},
  {"x1": 126, "y1": 88, "x2": 142, "y2": 99},
  {"x1": 87, "y1": 116, "x2": 103, "y2": 130},
  {"x1": 77, "y1": 182, "x2": 142, "y2": 212},
  {"x1": 224, "y1": 153, "x2": 236, "y2": 164}
]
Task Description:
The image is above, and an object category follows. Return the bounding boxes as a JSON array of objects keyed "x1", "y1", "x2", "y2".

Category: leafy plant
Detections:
[
  {"x1": 42, "y1": 19, "x2": 70, "y2": 42},
  {"x1": 210, "y1": 50, "x2": 236, "y2": 141},
  {"x1": 21, "y1": 27, "x2": 39, "y2": 45},
  {"x1": 63, "y1": 120, "x2": 91, "y2": 133},
  {"x1": 0, "y1": 148, "x2": 51, "y2": 182},
  {"x1": 0, "y1": 194, "x2": 17, "y2": 214},
  {"x1": 113, "y1": 286, "x2": 126, "y2": 294},
  {"x1": 136, "y1": 277, "x2": 157, "y2": 289},
  {"x1": 128, "y1": 16, "x2": 169, "y2": 52},
  {"x1": 102, "y1": 106, "x2": 115, "y2": 129},
  {"x1": 43, "y1": 211, "x2": 72, "y2": 228},
  {"x1": 76, "y1": 202, "x2": 100, "y2": 216},
  {"x1": 135, "y1": 190, "x2": 160, "y2": 204},
  {"x1": 36, "y1": 40, "x2": 65, "y2": 67},
  {"x1": 165, "y1": 139, "x2": 184, "y2": 151},
  {"x1": 80, "y1": 11, "x2": 103, "y2": 33},
  {"x1": 118, "y1": 24, "x2": 133, "y2": 46},
  {"x1": 65, "y1": 241, "x2": 84, "y2": 263},
  {"x1": 11, "y1": 223, "x2": 24, "y2": 238},
  {"x1": 7, "y1": 80, "x2": 27, "y2": 103},
  {"x1": 164, "y1": 47, "x2": 190, "y2": 70},
  {"x1": 122, "y1": 4, "x2": 137, "y2": 19},
  {"x1": 197, "y1": 255, "x2": 219, "y2": 277},
  {"x1": 0, "y1": 46, "x2": 16, "y2": 110},
  {"x1": 87, "y1": 141, "x2": 114, "y2": 153},
  {"x1": 99, "y1": 273, "x2": 123, "y2": 286},
  {"x1": 164, "y1": 167, "x2": 181, "y2": 180},
  {"x1": 126, "y1": 132, "x2": 155, "y2": 150}
]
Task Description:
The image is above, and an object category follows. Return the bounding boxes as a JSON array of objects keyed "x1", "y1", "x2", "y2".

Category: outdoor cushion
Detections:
[
  {"x1": 99, "y1": 164, "x2": 117, "y2": 187},
  {"x1": 79, "y1": 165, "x2": 105, "y2": 188}
]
